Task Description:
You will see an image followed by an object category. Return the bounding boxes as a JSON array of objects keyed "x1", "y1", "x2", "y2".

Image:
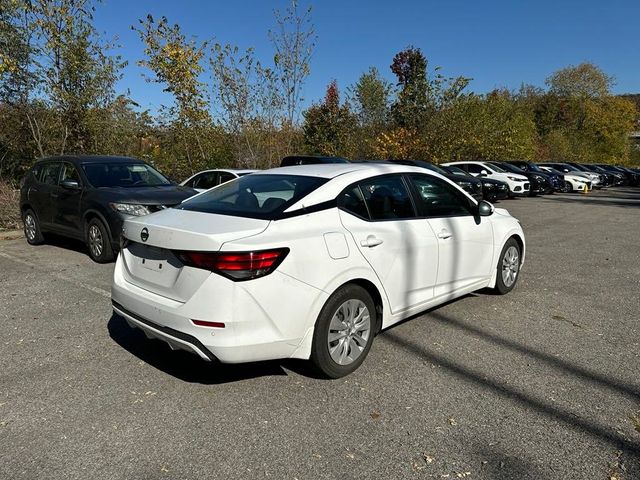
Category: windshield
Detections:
[
  {"x1": 491, "y1": 162, "x2": 521, "y2": 174},
  {"x1": 83, "y1": 162, "x2": 171, "y2": 188},
  {"x1": 486, "y1": 163, "x2": 506, "y2": 173},
  {"x1": 540, "y1": 166, "x2": 563, "y2": 175},
  {"x1": 526, "y1": 163, "x2": 543, "y2": 172},
  {"x1": 443, "y1": 165, "x2": 469, "y2": 176},
  {"x1": 177, "y1": 174, "x2": 328, "y2": 219}
]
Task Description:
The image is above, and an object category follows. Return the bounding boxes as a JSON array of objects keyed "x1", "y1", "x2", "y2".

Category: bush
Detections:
[{"x1": 0, "y1": 181, "x2": 21, "y2": 231}]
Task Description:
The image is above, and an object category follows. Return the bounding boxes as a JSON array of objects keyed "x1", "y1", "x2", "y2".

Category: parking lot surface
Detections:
[{"x1": 1, "y1": 188, "x2": 639, "y2": 479}]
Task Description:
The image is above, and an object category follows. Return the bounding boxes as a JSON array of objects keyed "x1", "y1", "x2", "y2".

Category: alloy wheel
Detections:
[
  {"x1": 501, "y1": 246, "x2": 519, "y2": 288},
  {"x1": 88, "y1": 224, "x2": 103, "y2": 258},
  {"x1": 327, "y1": 299, "x2": 371, "y2": 366},
  {"x1": 24, "y1": 214, "x2": 36, "y2": 241}
]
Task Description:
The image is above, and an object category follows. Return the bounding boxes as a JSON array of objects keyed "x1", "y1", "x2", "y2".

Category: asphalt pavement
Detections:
[{"x1": 1, "y1": 187, "x2": 639, "y2": 479}]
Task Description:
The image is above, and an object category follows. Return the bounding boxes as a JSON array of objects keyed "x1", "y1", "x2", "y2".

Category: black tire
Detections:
[
  {"x1": 310, "y1": 284, "x2": 376, "y2": 378},
  {"x1": 562, "y1": 181, "x2": 572, "y2": 193},
  {"x1": 493, "y1": 237, "x2": 521, "y2": 295},
  {"x1": 86, "y1": 217, "x2": 114, "y2": 263},
  {"x1": 22, "y1": 209, "x2": 45, "y2": 245}
]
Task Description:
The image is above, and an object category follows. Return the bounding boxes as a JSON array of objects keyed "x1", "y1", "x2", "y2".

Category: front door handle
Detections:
[
  {"x1": 437, "y1": 229, "x2": 452, "y2": 239},
  {"x1": 360, "y1": 235, "x2": 383, "y2": 248}
]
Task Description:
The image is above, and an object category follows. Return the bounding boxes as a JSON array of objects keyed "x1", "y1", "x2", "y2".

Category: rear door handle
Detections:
[
  {"x1": 360, "y1": 235, "x2": 383, "y2": 248},
  {"x1": 437, "y1": 229, "x2": 452, "y2": 239},
  {"x1": 51, "y1": 192, "x2": 59, "y2": 198}
]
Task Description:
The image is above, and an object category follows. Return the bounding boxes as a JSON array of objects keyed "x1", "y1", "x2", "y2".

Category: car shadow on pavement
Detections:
[
  {"x1": 541, "y1": 188, "x2": 640, "y2": 208},
  {"x1": 380, "y1": 306, "x2": 640, "y2": 476},
  {"x1": 107, "y1": 312, "x2": 313, "y2": 384}
]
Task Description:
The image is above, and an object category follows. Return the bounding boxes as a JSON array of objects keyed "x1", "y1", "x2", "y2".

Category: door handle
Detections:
[
  {"x1": 360, "y1": 235, "x2": 383, "y2": 248},
  {"x1": 51, "y1": 192, "x2": 59, "y2": 198},
  {"x1": 437, "y1": 229, "x2": 452, "y2": 239}
]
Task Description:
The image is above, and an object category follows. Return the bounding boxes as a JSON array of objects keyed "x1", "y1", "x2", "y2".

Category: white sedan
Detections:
[
  {"x1": 181, "y1": 168, "x2": 258, "y2": 192},
  {"x1": 442, "y1": 161, "x2": 530, "y2": 196},
  {"x1": 112, "y1": 164, "x2": 525, "y2": 377},
  {"x1": 538, "y1": 166, "x2": 591, "y2": 193}
]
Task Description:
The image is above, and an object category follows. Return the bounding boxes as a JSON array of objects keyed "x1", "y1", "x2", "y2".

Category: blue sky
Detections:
[{"x1": 93, "y1": 0, "x2": 639, "y2": 114}]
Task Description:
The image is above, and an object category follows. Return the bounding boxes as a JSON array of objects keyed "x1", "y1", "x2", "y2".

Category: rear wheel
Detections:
[
  {"x1": 562, "y1": 181, "x2": 572, "y2": 193},
  {"x1": 22, "y1": 209, "x2": 44, "y2": 245},
  {"x1": 310, "y1": 284, "x2": 376, "y2": 378},
  {"x1": 86, "y1": 218, "x2": 114, "y2": 263}
]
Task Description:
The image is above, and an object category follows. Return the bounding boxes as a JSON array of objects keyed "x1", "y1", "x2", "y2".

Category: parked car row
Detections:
[{"x1": 17, "y1": 154, "x2": 638, "y2": 378}]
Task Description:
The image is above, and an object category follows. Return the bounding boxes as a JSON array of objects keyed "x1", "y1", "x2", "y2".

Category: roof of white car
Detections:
[{"x1": 264, "y1": 162, "x2": 426, "y2": 179}]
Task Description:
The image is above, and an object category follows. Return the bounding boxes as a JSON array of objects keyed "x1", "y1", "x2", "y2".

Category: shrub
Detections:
[{"x1": 0, "y1": 181, "x2": 21, "y2": 230}]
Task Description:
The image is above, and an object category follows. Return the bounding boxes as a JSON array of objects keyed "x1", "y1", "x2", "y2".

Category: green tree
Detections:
[
  {"x1": 134, "y1": 14, "x2": 211, "y2": 175},
  {"x1": 546, "y1": 62, "x2": 614, "y2": 98},
  {"x1": 303, "y1": 80, "x2": 356, "y2": 157}
]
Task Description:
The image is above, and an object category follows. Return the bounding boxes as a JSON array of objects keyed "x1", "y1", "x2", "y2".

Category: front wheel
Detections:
[
  {"x1": 562, "y1": 181, "x2": 572, "y2": 193},
  {"x1": 86, "y1": 218, "x2": 114, "y2": 263},
  {"x1": 310, "y1": 284, "x2": 376, "y2": 378},
  {"x1": 494, "y1": 238, "x2": 521, "y2": 295}
]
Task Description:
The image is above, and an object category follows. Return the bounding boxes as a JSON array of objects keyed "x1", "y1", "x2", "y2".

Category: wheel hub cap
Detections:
[
  {"x1": 88, "y1": 225, "x2": 103, "y2": 257},
  {"x1": 501, "y1": 246, "x2": 519, "y2": 287},
  {"x1": 24, "y1": 215, "x2": 36, "y2": 240},
  {"x1": 327, "y1": 299, "x2": 371, "y2": 366}
]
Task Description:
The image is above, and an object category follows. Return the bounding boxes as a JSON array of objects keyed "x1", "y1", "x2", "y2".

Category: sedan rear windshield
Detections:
[
  {"x1": 83, "y1": 163, "x2": 171, "y2": 188},
  {"x1": 177, "y1": 174, "x2": 328, "y2": 219}
]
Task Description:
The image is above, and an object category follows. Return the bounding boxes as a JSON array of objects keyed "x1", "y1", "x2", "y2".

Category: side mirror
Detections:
[
  {"x1": 477, "y1": 200, "x2": 494, "y2": 216},
  {"x1": 480, "y1": 170, "x2": 488, "y2": 176},
  {"x1": 60, "y1": 179, "x2": 80, "y2": 190}
]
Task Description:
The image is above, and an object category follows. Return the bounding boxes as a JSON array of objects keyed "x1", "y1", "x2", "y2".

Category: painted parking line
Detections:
[{"x1": 0, "y1": 251, "x2": 111, "y2": 299}]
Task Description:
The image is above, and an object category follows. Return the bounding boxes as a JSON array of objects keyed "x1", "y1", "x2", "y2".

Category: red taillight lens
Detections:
[{"x1": 175, "y1": 248, "x2": 289, "y2": 281}]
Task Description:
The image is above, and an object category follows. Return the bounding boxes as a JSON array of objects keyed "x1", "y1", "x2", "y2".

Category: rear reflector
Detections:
[
  {"x1": 175, "y1": 248, "x2": 289, "y2": 281},
  {"x1": 192, "y1": 320, "x2": 225, "y2": 328}
]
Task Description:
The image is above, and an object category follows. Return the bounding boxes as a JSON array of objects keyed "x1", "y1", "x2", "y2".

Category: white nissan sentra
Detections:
[{"x1": 112, "y1": 163, "x2": 525, "y2": 377}]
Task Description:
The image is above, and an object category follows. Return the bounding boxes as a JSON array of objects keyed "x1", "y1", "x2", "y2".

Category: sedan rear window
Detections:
[{"x1": 177, "y1": 174, "x2": 328, "y2": 219}]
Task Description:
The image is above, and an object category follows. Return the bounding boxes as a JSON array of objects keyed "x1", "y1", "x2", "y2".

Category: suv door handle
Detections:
[
  {"x1": 437, "y1": 229, "x2": 452, "y2": 239},
  {"x1": 51, "y1": 192, "x2": 59, "y2": 198},
  {"x1": 360, "y1": 235, "x2": 383, "y2": 248}
]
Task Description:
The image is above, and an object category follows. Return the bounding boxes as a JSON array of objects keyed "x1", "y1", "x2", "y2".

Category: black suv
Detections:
[{"x1": 20, "y1": 155, "x2": 197, "y2": 262}]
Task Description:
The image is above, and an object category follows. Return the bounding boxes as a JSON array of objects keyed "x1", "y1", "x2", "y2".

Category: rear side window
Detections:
[
  {"x1": 339, "y1": 185, "x2": 369, "y2": 219},
  {"x1": 408, "y1": 174, "x2": 473, "y2": 218},
  {"x1": 192, "y1": 172, "x2": 218, "y2": 189},
  {"x1": 359, "y1": 175, "x2": 415, "y2": 220},
  {"x1": 31, "y1": 164, "x2": 43, "y2": 182},
  {"x1": 219, "y1": 172, "x2": 235, "y2": 184},
  {"x1": 178, "y1": 174, "x2": 328, "y2": 219},
  {"x1": 41, "y1": 163, "x2": 61, "y2": 185}
]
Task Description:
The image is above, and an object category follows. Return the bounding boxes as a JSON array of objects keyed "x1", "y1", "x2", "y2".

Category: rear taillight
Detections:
[{"x1": 175, "y1": 248, "x2": 289, "y2": 281}]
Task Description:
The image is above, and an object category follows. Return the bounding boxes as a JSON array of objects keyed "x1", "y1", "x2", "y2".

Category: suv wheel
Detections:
[
  {"x1": 23, "y1": 209, "x2": 45, "y2": 245},
  {"x1": 86, "y1": 218, "x2": 114, "y2": 263}
]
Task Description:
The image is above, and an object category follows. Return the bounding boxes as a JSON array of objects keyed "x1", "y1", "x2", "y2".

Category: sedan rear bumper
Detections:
[{"x1": 112, "y1": 300, "x2": 218, "y2": 362}]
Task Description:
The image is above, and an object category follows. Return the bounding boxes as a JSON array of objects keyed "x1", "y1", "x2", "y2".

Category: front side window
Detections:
[
  {"x1": 60, "y1": 163, "x2": 81, "y2": 184},
  {"x1": 41, "y1": 162, "x2": 61, "y2": 185},
  {"x1": 82, "y1": 162, "x2": 171, "y2": 188},
  {"x1": 409, "y1": 174, "x2": 473, "y2": 218},
  {"x1": 177, "y1": 174, "x2": 327, "y2": 219},
  {"x1": 465, "y1": 163, "x2": 486, "y2": 175},
  {"x1": 358, "y1": 175, "x2": 415, "y2": 220}
]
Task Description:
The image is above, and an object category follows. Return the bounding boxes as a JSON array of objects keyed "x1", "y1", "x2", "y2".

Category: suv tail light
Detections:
[{"x1": 175, "y1": 248, "x2": 289, "y2": 281}]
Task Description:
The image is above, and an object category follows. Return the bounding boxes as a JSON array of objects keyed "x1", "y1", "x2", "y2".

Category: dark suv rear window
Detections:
[{"x1": 177, "y1": 174, "x2": 328, "y2": 219}]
